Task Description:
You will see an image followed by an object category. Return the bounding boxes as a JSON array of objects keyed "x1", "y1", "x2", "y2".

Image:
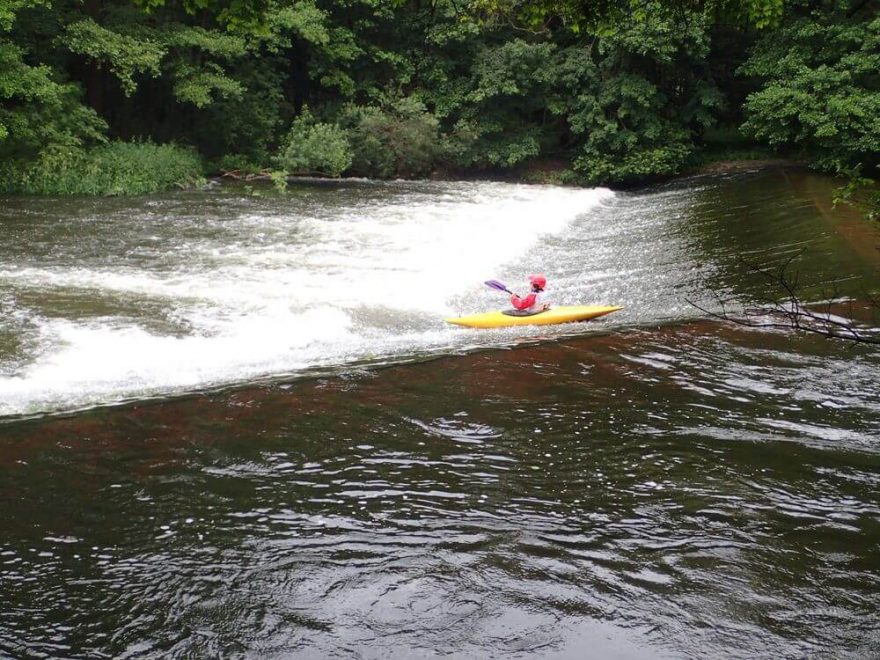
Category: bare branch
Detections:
[{"x1": 687, "y1": 255, "x2": 880, "y2": 345}]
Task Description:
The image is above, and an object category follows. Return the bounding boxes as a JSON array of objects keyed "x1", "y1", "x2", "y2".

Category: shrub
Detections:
[
  {"x1": 0, "y1": 141, "x2": 205, "y2": 195},
  {"x1": 575, "y1": 142, "x2": 694, "y2": 186},
  {"x1": 342, "y1": 98, "x2": 443, "y2": 179},
  {"x1": 215, "y1": 153, "x2": 264, "y2": 174},
  {"x1": 276, "y1": 109, "x2": 352, "y2": 177},
  {"x1": 568, "y1": 74, "x2": 696, "y2": 185},
  {"x1": 445, "y1": 117, "x2": 543, "y2": 170}
]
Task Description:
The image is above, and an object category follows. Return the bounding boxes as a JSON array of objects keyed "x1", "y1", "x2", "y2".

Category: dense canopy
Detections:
[{"x1": 0, "y1": 0, "x2": 877, "y2": 196}]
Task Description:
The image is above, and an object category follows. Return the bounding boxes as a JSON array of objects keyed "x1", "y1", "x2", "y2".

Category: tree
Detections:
[
  {"x1": 465, "y1": 0, "x2": 787, "y2": 33},
  {"x1": 739, "y1": 0, "x2": 880, "y2": 174},
  {"x1": 0, "y1": 1, "x2": 107, "y2": 163},
  {"x1": 738, "y1": 0, "x2": 880, "y2": 218}
]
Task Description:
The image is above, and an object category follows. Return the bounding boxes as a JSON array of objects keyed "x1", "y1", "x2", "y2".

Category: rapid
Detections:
[
  {"x1": 2, "y1": 180, "x2": 624, "y2": 417},
  {"x1": 3, "y1": 171, "x2": 869, "y2": 419}
]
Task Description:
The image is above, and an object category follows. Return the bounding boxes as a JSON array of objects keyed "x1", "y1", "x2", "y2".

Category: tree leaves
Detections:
[
  {"x1": 741, "y1": 11, "x2": 880, "y2": 172},
  {"x1": 64, "y1": 19, "x2": 164, "y2": 96},
  {"x1": 277, "y1": 107, "x2": 352, "y2": 176}
]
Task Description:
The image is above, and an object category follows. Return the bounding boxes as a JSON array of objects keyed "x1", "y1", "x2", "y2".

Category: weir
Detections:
[{"x1": 1, "y1": 171, "x2": 878, "y2": 418}]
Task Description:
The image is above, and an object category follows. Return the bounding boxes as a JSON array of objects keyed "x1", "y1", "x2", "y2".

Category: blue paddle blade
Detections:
[{"x1": 484, "y1": 279, "x2": 512, "y2": 294}]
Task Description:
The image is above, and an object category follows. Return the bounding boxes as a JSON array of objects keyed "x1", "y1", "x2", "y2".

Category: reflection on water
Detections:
[{"x1": 1, "y1": 321, "x2": 878, "y2": 658}]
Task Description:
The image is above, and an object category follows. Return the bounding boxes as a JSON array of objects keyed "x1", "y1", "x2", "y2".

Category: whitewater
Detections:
[{"x1": 3, "y1": 179, "x2": 706, "y2": 418}]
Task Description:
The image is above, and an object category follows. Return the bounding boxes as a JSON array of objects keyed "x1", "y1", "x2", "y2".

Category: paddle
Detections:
[
  {"x1": 485, "y1": 278, "x2": 551, "y2": 315},
  {"x1": 484, "y1": 279, "x2": 515, "y2": 296}
]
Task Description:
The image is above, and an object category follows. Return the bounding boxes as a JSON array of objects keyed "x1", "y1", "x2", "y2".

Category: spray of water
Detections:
[{"x1": 1, "y1": 182, "x2": 624, "y2": 417}]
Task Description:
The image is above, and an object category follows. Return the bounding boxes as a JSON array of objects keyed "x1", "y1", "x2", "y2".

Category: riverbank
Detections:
[
  {"x1": 219, "y1": 154, "x2": 811, "y2": 191},
  {"x1": 1, "y1": 144, "x2": 863, "y2": 222}
]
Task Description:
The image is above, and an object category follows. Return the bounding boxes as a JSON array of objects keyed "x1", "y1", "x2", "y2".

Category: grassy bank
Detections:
[{"x1": 0, "y1": 142, "x2": 204, "y2": 196}]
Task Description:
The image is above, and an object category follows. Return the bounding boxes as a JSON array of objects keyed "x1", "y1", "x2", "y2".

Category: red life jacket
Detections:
[{"x1": 510, "y1": 291, "x2": 543, "y2": 311}]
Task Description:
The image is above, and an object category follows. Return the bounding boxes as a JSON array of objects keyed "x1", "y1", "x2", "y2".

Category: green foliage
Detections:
[
  {"x1": 0, "y1": 87, "x2": 107, "y2": 159},
  {"x1": 0, "y1": 0, "x2": 47, "y2": 32},
  {"x1": 0, "y1": 38, "x2": 106, "y2": 160},
  {"x1": 269, "y1": 169, "x2": 288, "y2": 191},
  {"x1": 740, "y1": 6, "x2": 880, "y2": 174},
  {"x1": 467, "y1": 0, "x2": 785, "y2": 32},
  {"x1": 192, "y1": 57, "x2": 288, "y2": 163},
  {"x1": 342, "y1": 98, "x2": 443, "y2": 178},
  {"x1": 448, "y1": 117, "x2": 542, "y2": 169},
  {"x1": 449, "y1": 39, "x2": 560, "y2": 170},
  {"x1": 576, "y1": 142, "x2": 694, "y2": 185},
  {"x1": 0, "y1": 0, "x2": 876, "y2": 197},
  {"x1": 172, "y1": 62, "x2": 244, "y2": 107},
  {"x1": 163, "y1": 24, "x2": 246, "y2": 106},
  {"x1": 0, "y1": 141, "x2": 204, "y2": 195},
  {"x1": 261, "y1": 1, "x2": 330, "y2": 50},
  {"x1": 215, "y1": 153, "x2": 262, "y2": 173},
  {"x1": 164, "y1": 24, "x2": 246, "y2": 57},
  {"x1": 568, "y1": 72, "x2": 695, "y2": 184},
  {"x1": 64, "y1": 19, "x2": 164, "y2": 96},
  {"x1": 131, "y1": 0, "x2": 272, "y2": 32},
  {"x1": 63, "y1": 13, "x2": 246, "y2": 108},
  {"x1": 833, "y1": 165, "x2": 880, "y2": 222},
  {"x1": 63, "y1": 12, "x2": 248, "y2": 106},
  {"x1": 0, "y1": 42, "x2": 58, "y2": 102},
  {"x1": 558, "y1": 3, "x2": 722, "y2": 184},
  {"x1": 277, "y1": 109, "x2": 352, "y2": 177}
]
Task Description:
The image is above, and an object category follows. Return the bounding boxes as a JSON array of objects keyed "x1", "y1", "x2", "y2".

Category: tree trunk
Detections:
[{"x1": 83, "y1": 0, "x2": 104, "y2": 116}]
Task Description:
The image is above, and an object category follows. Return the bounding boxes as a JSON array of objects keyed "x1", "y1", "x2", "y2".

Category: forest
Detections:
[{"x1": 0, "y1": 0, "x2": 877, "y2": 200}]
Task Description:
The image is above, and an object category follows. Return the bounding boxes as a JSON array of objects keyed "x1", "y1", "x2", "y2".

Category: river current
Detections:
[{"x1": 1, "y1": 169, "x2": 878, "y2": 658}]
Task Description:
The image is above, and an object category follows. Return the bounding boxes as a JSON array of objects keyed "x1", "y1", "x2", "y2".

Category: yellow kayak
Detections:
[{"x1": 446, "y1": 305, "x2": 623, "y2": 329}]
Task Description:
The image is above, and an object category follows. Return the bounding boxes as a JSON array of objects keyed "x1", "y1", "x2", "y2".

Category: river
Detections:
[{"x1": 1, "y1": 168, "x2": 878, "y2": 658}]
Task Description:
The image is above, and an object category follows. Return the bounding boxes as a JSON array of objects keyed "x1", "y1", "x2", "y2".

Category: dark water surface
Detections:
[{"x1": 1, "y1": 169, "x2": 879, "y2": 658}]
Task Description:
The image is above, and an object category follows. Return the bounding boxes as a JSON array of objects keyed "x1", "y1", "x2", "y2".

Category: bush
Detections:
[
  {"x1": 568, "y1": 75, "x2": 696, "y2": 185},
  {"x1": 0, "y1": 141, "x2": 205, "y2": 195},
  {"x1": 446, "y1": 117, "x2": 543, "y2": 170},
  {"x1": 342, "y1": 98, "x2": 443, "y2": 179},
  {"x1": 575, "y1": 142, "x2": 694, "y2": 185},
  {"x1": 276, "y1": 109, "x2": 352, "y2": 177},
  {"x1": 214, "y1": 153, "x2": 264, "y2": 174}
]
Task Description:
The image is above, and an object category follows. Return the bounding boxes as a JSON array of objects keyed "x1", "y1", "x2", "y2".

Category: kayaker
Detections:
[{"x1": 510, "y1": 274, "x2": 549, "y2": 313}]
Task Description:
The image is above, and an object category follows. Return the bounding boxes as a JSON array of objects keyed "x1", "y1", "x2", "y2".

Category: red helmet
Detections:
[{"x1": 529, "y1": 274, "x2": 546, "y2": 290}]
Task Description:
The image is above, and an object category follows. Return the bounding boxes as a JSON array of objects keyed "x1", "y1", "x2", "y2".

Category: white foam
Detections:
[{"x1": 0, "y1": 181, "x2": 614, "y2": 417}]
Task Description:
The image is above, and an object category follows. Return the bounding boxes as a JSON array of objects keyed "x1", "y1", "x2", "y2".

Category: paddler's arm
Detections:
[{"x1": 510, "y1": 293, "x2": 537, "y2": 310}]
